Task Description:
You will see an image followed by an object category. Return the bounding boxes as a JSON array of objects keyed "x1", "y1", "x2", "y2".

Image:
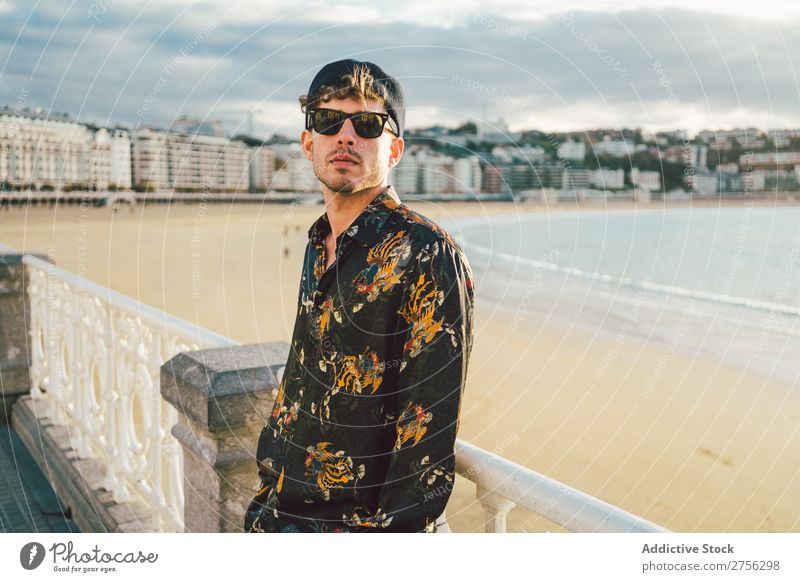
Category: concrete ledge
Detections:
[
  {"x1": 11, "y1": 395, "x2": 152, "y2": 533},
  {"x1": 161, "y1": 341, "x2": 289, "y2": 532},
  {"x1": 161, "y1": 342, "x2": 287, "y2": 432}
]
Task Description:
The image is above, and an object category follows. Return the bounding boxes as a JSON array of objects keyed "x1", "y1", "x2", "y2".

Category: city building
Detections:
[
  {"x1": 420, "y1": 152, "x2": 456, "y2": 194},
  {"x1": 739, "y1": 151, "x2": 800, "y2": 170},
  {"x1": 130, "y1": 128, "x2": 168, "y2": 191},
  {"x1": 0, "y1": 107, "x2": 92, "y2": 190},
  {"x1": 589, "y1": 168, "x2": 625, "y2": 190},
  {"x1": 390, "y1": 151, "x2": 421, "y2": 194},
  {"x1": 89, "y1": 128, "x2": 112, "y2": 190},
  {"x1": 558, "y1": 139, "x2": 586, "y2": 161},
  {"x1": 562, "y1": 168, "x2": 590, "y2": 192},
  {"x1": 269, "y1": 143, "x2": 317, "y2": 191},
  {"x1": 686, "y1": 170, "x2": 718, "y2": 194},
  {"x1": 630, "y1": 167, "x2": 661, "y2": 192},
  {"x1": 110, "y1": 129, "x2": 132, "y2": 189},
  {"x1": 452, "y1": 157, "x2": 481, "y2": 194},
  {"x1": 131, "y1": 126, "x2": 250, "y2": 192},
  {"x1": 590, "y1": 136, "x2": 636, "y2": 158},
  {"x1": 249, "y1": 146, "x2": 275, "y2": 192}
]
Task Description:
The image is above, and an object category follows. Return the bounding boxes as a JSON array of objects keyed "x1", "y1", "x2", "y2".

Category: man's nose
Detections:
[{"x1": 337, "y1": 118, "x2": 358, "y2": 143}]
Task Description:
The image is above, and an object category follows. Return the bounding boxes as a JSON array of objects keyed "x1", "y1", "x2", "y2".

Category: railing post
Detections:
[
  {"x1": 0, "y1": 252, "x2": 49, "y2": 423},
  {"x1": 476, "y1": 484, "x2": 517, "y2": 533},
  {"x1": 160, "y1": 341, "x2": 289, "y2": 533}
]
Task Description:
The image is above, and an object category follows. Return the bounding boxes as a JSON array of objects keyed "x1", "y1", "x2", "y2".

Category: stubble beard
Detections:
[{"x1": 315, "y1": 157, "x2": 382, "y2": 197}]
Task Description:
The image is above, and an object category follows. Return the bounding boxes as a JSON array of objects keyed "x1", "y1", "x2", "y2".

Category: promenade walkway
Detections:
[{"x1": 0, "y1": 423, "x2": 79, "y2": 533}]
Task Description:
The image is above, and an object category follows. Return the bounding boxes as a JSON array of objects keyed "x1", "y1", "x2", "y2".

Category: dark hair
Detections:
[{"x1": 298, "y1": 63, "x2": 390, "y2": 113}]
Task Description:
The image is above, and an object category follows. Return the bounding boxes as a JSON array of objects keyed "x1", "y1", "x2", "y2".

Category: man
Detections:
[{"x1": 244, "y1": 59, "x2": 475, "y2": 533}]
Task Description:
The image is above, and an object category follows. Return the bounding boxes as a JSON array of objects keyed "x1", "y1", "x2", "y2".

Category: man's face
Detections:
[{"x1": 300, "y1": 97, "x2": 404, "y2": 196}]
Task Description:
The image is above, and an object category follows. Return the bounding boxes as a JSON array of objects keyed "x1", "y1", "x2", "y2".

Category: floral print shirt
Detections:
[{"x1": 244, "y1": 185, "x2": 475, "y2": 533}]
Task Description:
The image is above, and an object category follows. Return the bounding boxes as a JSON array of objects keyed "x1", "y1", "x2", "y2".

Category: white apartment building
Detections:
[
  {"x1": 90, "y1": 128, "x2": 132, "y2": 190},
  {"x1": 286, "y1": 156, "x2": 317, "y2": 191},
  {"x1": 390, "y1": 150, "x2": 422, "y2": 194},
  {"x1": 590, "y1": 137, "x2": 636, "y2": 158},
  {"x1": 110, "y1": 129, "x2": 132, "y2": 189},
  {"x1": 589, "y1": 167, "x2": 625, "y2": 189},
  {"x1": 740, "y1": 169, "x2": 772, "y2": 191},
  {"x1": 562, "y1": 168, "x2": 591, "y2": 191},
  {"x1": 90, "y1": 128, "x2": 112, "y2": 190},
  {"x1": 269, "y1": 145, "x2": 317, "y2": 192},
  {"x1": 684, "y1": 144, "x2": 708, "y2": 169},
  {"x1": 131, "y1": 128, "x2": 168, "y2": 190},
  {"x1": 270, "y1": 167, "x2": 291, "y2": 191},
  {"x1": 390, "y1": 150, "x2": 476, "y2": 195},
  {"x1": 249, "y1": 146, "x2": 275, "y2": 192},
  {"x1": 630, "y1": 167, "x2": 661, "y2": 192},
  {"x1": 512, "y1": 144, "x2": 546, "y2": 164},
  {"x1": 0, "y1": 108, "x2": 91, "y2": 189},
  {"x1": 558, "y1": 139, "x2": 586, "y2": 161},
  {"x1": 421, "y1": 154, "x2": 455, "y2": 194},
  {"x1": 716, "y1": 163, "x2": 739, "y2": 175},
  {"x1": 686, "y1": 170, "x2": 718, "y2": 194},
  {"x1": 452, "y1": 157, "x2": 481, "y2": 194},
  {"x1": 131, "y1": 127, "x2": 250, "y2": 191}
]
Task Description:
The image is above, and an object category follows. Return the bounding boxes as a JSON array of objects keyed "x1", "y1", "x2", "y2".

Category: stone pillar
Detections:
[
  {"x1": 0, "y1": 252, "x2": 49, "y2": 424},
  {"x1": 160, "y1": 341, "x2": 289, "y2": 533}
]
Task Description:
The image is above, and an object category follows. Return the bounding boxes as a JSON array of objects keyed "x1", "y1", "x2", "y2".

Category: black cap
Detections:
[{"x1": 306, "y1": 59, "x2": 405, "y2": 137}]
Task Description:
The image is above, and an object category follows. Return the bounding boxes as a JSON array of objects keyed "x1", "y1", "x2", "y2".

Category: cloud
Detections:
[{"x1": 1, "y1": 2, "x2": 799, "y2": 136}]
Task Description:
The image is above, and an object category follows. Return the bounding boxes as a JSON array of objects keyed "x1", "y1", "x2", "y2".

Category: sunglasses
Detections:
[{"x1": 305, "y1": 108, "x2": 398, "y2": 139}]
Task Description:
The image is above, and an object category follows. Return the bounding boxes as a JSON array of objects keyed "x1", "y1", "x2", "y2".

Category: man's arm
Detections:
[{"x1": 349, "y1": 237, "x2": 475, "y2": 532}]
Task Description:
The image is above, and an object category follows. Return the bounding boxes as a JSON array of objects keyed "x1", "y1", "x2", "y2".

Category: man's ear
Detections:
[
  {"x1": 388, "y1": 136, "x2": 404, "y2": 169},
  {"x1": 300, "y1": 129, "x2": 313, "y2": 161}
]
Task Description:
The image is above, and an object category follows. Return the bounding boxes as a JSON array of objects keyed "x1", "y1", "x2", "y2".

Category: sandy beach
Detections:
[{"x1": 2, "y1": 197, "x2": 799, "y2": 533}]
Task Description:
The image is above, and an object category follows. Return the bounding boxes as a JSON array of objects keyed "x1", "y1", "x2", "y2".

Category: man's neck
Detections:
[{"x1": 321, "y1": 182, "x2": 388, "y2": 240}]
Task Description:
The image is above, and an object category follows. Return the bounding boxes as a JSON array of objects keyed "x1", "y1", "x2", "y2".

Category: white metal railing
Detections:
[
  {"x1": 16, "y1": 253, "x2": 666, "y2": 534},
  {"x1": 455, "y1": 439, "x2": 668, "y2": 532},
  {"x1": 23, "y1": 254, "x2": 239, "y2": 532}
]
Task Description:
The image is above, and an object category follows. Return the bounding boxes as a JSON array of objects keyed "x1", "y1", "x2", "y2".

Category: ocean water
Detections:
[{"x1": 443, "y1": 205, "x2": 800, "y2": 387}]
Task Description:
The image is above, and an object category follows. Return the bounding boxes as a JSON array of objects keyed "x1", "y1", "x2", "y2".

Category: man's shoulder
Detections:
[{"x1": 390, "y1": 203, "x2": 467, "y2": 258}]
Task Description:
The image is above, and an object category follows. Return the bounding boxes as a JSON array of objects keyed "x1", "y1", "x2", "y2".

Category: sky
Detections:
[{"x1": 2, "y1": 0, "x2": 800, "y2": 138}]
